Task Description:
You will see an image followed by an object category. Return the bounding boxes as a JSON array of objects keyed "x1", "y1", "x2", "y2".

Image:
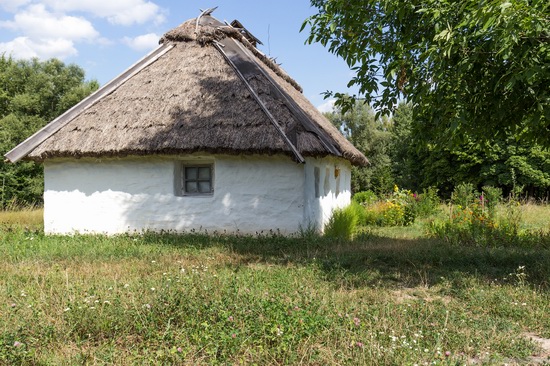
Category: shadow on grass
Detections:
[{"x1": 138, "y1": 230, "x2": 550, "y2": 291}]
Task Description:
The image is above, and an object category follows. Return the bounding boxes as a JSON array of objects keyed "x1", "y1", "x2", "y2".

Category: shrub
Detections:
[
  {"x1": 452, "y1": 183, "x2": 478, "y2": 209},
  {"x1": 481, "y1": 185, "x2": 502, "y2": 216},
  {"x1": 352, "y1": 190, "x2": 378, "y2": 206},
  {"x1": 324, "y1": 202, "x2": 362, "y2": 240},
  {"x1": 412, "y1": 187, "x2": 440, "y2": 218}
]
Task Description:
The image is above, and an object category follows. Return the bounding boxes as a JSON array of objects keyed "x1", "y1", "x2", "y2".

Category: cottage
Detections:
[{"x1": 5, "y1": 10, "x2": 368, "y2": 235}]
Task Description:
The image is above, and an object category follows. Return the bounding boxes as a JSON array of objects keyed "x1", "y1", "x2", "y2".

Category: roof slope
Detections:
[{"x1": 5, "y1": 12, "x2": 368, "y2": 166}]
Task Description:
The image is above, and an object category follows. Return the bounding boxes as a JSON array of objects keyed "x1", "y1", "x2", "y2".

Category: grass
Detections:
[
  {"x1": 1, "y1": 206, "x2": 550, "y2": 365},
  {"x1": 0, "y1": 207, "x2": 43, "y2": 230}
]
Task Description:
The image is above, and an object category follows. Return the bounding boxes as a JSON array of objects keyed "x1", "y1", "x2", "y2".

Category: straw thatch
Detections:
[{"x1": 10, "y1": 12, "x2": 368, "y2": 166}]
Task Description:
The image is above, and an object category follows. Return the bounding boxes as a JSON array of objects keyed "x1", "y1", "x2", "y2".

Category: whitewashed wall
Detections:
[
  {"x1": 44, "y1": 155, "x2": 306, "y2": 235},
  {"x1": 302, "y1": 157, "x2": 352, "y2": 232},
  {"x1": 43, "y1": 154, "x2": 352, "y2": 235}
]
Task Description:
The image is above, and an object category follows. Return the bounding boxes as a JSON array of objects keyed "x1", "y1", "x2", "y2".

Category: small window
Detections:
[
  {"x1": 324, "y1": 167, "x2": 330, "y2": 196},
  {"x1": 182, "y1": 164, "x2": 213, "y2": 195},
  {"x1": 335, "y1": 168, "x2": 341, "y2": 197},
  {"x1": 314, "y1": 167, "x2": 320, "y2": 198}
]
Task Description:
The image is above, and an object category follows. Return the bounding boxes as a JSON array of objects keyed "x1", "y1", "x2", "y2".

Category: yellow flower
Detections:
[{"x1": 393, "y1": 184, "x2": 399, "y2": 193}]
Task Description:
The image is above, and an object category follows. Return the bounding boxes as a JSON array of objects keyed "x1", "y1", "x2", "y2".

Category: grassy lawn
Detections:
[{"x1": 1, "y1": 206, "x2": 549, "y2": 365}]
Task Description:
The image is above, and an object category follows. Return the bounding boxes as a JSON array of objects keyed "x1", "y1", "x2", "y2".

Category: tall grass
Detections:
[
  {"x1": 324, "y1": 202, "x2": 363, "y2": 240},
  {"x1": 0, "y1": 207, "x2": 43, "y2": 230}
]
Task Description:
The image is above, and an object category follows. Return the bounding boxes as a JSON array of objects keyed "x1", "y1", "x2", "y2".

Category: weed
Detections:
[{"x1": 324, "y1": 202, "x2": 361, "y2": 240}]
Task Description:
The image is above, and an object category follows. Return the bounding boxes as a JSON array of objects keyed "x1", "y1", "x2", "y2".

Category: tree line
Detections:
[
  {"x1": 327, "y1": 101, "x2": 550, "y2": 199},
  {"x1": 0, "y1": 55, "x2": 98, "y2": 208}
]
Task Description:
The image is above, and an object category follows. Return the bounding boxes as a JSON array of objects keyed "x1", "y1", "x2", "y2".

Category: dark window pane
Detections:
[
  {"x1": 198, "y1": 167, "x2": 210, "y2": 180},
  {"x1": 185, "y1": 181, "x2": 198, "y2": 193},
  {"x1": 185, "y1": 167, "x2": 197, "y2": 180},
  {"x1": 198, "y1": 181, "x2": 211, "y2": 193}
]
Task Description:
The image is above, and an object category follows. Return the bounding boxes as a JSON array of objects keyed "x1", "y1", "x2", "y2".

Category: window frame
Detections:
[{"x1": 176, "y1": 162, "x2": 214, "y2": 197}]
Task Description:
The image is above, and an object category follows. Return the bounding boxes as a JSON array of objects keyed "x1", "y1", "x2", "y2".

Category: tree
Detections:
[
  {"x1": 0, "y1": 55, "x2": 99, "y2": 207},
  {"x1": 325, "y1": 101, "x2": 394, "y2": 193},
  {"x1": 304, "y1": 0, "x2": 550, "y2": 144},
  {"x1": 389, "y1": 103, "x2": 550, "y2": 198}
]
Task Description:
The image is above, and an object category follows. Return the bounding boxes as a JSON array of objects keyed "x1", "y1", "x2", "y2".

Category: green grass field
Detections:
[{"x1": 1, "y1": 205, "x2": 549, "y2": 365}]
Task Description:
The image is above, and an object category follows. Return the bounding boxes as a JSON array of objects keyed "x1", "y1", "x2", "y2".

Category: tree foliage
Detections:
[
  {"x1": 304, "y1": 0, "x2": 550, "y2": 144},
  {"x1": 325, "y1": 101, "x2": 393, "y2": 194},
  {"x1": 0, "y1": 55, "x2": 98, "y2": 207},
  {"x1": 327, "y1": 101, "x2": 550, "y2": 198},
  {"x1": 391, "y1": 103, "x2": 550, "y2": 198}
]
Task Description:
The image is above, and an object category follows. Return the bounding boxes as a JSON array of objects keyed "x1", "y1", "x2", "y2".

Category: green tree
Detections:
[
  {"x1": 389, "y1": 103, "x2": 550, "y2": 198},
  {"x1": 0, "y1": 55, "x2": 98, "y2": 207},
  {"x1": 304, "y1": 0, "x2": 550, "y2": 144},
  {"x1": 325, "y1": 101, "x2": 394, "y2": 194}
]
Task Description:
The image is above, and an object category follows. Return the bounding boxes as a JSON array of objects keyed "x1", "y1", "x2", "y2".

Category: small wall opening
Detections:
[
  {"x1": 324, "y1": 167, "x2": 330, "y2": 196},
  {"x1": 314, "y1": 167, "x2": 320, "y2": 198}
]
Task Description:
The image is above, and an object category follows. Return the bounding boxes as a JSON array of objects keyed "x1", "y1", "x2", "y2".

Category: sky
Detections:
[{"x1": 0, "y1": 0, "x2": 361, "y2": 111}]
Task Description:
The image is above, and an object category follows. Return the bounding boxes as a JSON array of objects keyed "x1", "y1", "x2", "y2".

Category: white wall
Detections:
[
  {"x1": 44, "y1": 155, "x2": 306, "y2": 235},
  {"x1": 303, "y1": 157, "x2": 352, "y2": 232}
]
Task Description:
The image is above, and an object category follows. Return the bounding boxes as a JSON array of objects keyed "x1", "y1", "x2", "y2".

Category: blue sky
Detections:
[{"x1": 0, "y1": 0, "x2": 360, "y2": 111}]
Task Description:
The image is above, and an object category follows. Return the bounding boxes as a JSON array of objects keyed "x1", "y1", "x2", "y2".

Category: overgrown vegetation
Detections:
[
  {"x1": 2, "y1": 204, "x2": 549, "y2": 365},
  {"x1": 427, "y1": 184, "x2": 550, "y2": 248}
]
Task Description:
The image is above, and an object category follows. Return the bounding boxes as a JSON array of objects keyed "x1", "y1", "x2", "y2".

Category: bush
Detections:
[
  {"x1": 452, "y1": 183, "x2": 478, "y2": 209},
  {"x1": 352, "y1": 190, "x2": 378, "y2": 206},
  {"x1": 481, "y1": 186, "x2": 502, "y2": 215},
  {"x1": 324, "y1": 202, "x2": 362, "y2": 240},
  {"x1": 412, "y1": 187, "x2": 440, "y2": 218}
]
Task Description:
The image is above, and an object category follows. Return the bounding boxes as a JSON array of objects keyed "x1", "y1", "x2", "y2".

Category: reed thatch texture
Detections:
[{"x1": 21, "y1": 13, "x2": 368, "y2": 166}]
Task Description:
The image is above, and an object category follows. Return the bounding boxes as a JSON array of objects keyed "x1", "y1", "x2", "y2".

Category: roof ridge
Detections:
[{"x1": 213, "y1": 38, "x2": 305, "y2": 163}]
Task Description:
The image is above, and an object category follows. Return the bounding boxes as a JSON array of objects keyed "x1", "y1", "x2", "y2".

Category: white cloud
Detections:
[
  {"x1": 317, "y1": 99, "x2": 336, "y2": 113},
  {"x1": 43, "y1": 0, "x2": 166, "y2": 26},
  {"x1": 0, "y1": 0, "x2": 31, "y2": 12},
  {"x1": 0, "y1": 36, "x2": 77, "y2": 60},
  {"x1": 0, "y1": 4, "x2": 99, "y2": 41},
  {"x1": 123, "y1": 33, "x2": 160, "y2": 51}
]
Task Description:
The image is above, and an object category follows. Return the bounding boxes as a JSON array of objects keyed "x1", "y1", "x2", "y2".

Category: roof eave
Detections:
[{"x1": 4, "y1": 42, "x2": 175, "y2": 163}]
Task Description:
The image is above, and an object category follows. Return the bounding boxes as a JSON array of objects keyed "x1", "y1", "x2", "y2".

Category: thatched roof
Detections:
[{"x1": 5, "y1": 11, "x2": 368, "y2": 166}]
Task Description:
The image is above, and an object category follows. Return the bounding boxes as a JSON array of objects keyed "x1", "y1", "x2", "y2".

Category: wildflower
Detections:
[
  {"x1": 356, "y1": 341, "x2": 364, "y2": 348},
  {"x1": 64, "y1": 307, "x2": 71, "y2": 312},
  {"x1": 353, "y1": 317, "x2": 360, "y2": 327},
  {"x1": 124, "y1": 283, "x2": 129, "y2": 288},
  {"x1": 177, "y1": 347, "x2": 183, "y2": 353},
  {"x1": 228, "y1": 316, "x2": 234, "y2": 322},
  {"x1": 10, "y1": 303, "x2": 16, "y2": 308},
  {"x1": 232, "y1": 333, "x2": 236, "y2": 338},
  {"x1": 276, "y1": 326, "x2": 283, "y2": 336},
  {"x1": 445, "y1": 351, "x2": 451, "y2": 357},
  {"x1": 143, "y1": 304, "x2": 151, "y2": 309},
  {"x1": 13, "y1": 341, "x2": 22, "y2": 348},
  {"x1": 150, "y1": 287, "x2": 155, "y2": 291}
]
